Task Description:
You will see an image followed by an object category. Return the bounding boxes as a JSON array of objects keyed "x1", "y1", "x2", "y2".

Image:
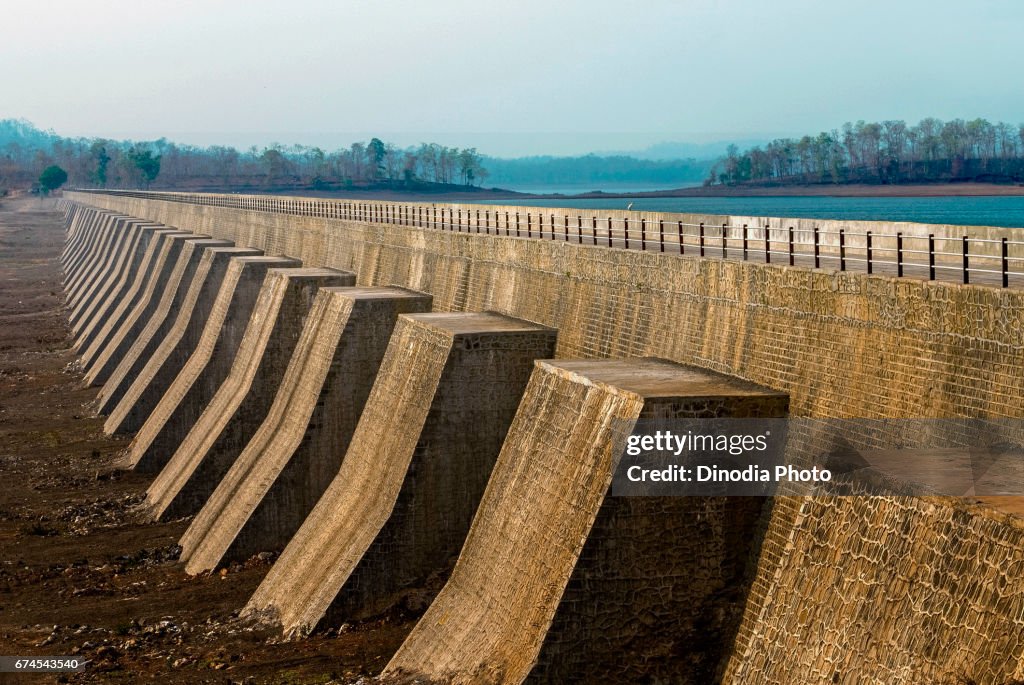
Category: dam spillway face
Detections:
[
  {"x1": 143, "y1": 266, "x2": 355, "y2": 512},
  {"x1": 243, "y1": 311, "x2": 557, "y2": 635},
  {"x1": 78, "y1": 228, "x2": 194, "y2": 370},
  {"x1": 68, "y1": 219, "x2": 156, "y2": 336},
  {"x1": 68, "y1": 217, "x2": 147, "y2": 332},
  {"x1": 385, "y1": 358, "x2": 788, "y2": 685},
  {"x1": 68, "y1": 213, "x2": 137, "y2": 306},
  {"x1": 95, "y1": 237, "x2": 235, "y2": 415},
  {"x1": 183, "y1": 311, "x2": 555, "y2": 578},
  {"x1": 64, "y1": 211, "x2": 124, "y2": 308},
  {"x1": 148, "y1": 285, "x2": 431, "y2": 523},
  {"x1": 721, "y1": 496, "x2": 1024, "y2": 684},
  {"x1": 63, "y1": 208, "x2": 125, "y2": 311},
  {"x1": 70, "y1": 223, "x2": 166, "y2": 356},
  {"x1": 103, "y1": 245, "x2": 264, "y2": 435},
  {"x1": 84, "y1": 231, "x2": 218, "y2": 388},
  {"x1": 53, "y1": 195, "x2": 1024, "y2": 683},
  {"x1": 125, "y1": 255, "x2": 302, "y2": 473}
]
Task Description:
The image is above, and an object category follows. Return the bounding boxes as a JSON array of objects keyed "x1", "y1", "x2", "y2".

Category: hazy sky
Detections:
[{"x1": 3, "y1": 0, "x2": 1022, "y2": 156}]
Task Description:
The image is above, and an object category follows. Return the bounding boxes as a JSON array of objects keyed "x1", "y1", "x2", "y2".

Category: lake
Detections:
[{"x1": 467, "y1": 195, "x2": 1024, "y2": 228}]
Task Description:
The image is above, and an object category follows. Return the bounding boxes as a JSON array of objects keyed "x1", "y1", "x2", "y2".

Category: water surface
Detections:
[{"x1": 468, "y1": 195, "x2": 1024, "y2": 228}]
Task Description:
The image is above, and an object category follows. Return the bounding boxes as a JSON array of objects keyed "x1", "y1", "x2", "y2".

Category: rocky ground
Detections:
[{"x1": 0, "y1": 197, "x2": 414, "y2": 684}]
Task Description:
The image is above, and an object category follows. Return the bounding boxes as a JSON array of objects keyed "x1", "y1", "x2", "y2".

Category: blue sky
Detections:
[{"x1": 2, "y1": 0, "x2": 1021, "y2": 156}]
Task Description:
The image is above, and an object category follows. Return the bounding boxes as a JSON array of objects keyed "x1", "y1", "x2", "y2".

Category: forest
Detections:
[
  {"x1": 0, "y1": 119, "x2": 489, "y2": 194},
  {"x1": 0, "y1": 119, "x2": 716, "y2": 195},
  {"x1": 707, "y1": 118, "x2": 1024, "y2": 187},
  {"x1": 7, "y1": 117, "x2": 1019, "y2": 195}
]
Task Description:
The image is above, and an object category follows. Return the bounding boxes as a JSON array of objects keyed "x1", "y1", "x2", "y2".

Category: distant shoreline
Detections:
[
  {"x1": 270, "y1": 182, "x2": 1024, "y2": 202},
  {"x1": 541, "y1": 182, "x2": 1024, "y2": 200}
]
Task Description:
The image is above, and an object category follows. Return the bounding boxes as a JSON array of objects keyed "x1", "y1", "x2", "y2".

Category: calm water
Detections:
[
  {"x1": 468, "y1": 195, "x2": 1024, "y2": 228},
  {"x1": 494, "y1": 182, "x2": 701, "y2": 195}
]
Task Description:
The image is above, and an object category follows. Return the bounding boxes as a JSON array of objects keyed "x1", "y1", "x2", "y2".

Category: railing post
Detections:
[
  {"x1": 624, "y1": 217, "x2": 630, "y2": 249},
  {"x1": 765, "y1": 224, "x2": 771, "y2": 264},
  {"x1": 551, "y1": 214, "x2": 556, "y2": 240},
  {"x1": 866, "y1": 231, "x2": 873, "y2": 274},
  {"x1": 1002, "y1": 237, "x2": 1009, "y2": 288},
  {"x1": 962, "y1": 236, "x2": 969, "y2": 284},
  {"x1": 678, "y1": 221, "x2": 684, "y2": 254},
  {"x1": 564, "y1": 215, "x2": 569, "y2": 241},
  {"x1": 577, "y1": 216, "x2": 583, "y2": 244},
  {"x1": 839, "y1": 229, "x2": 846, "y2": 271},
  {"x1": 516, "y1": 212, "x2": 520, "y2": 237},
  {"x1": 788, "y1": 226, "x2": 795, "y2": 266},
  {"x1": 659, "y1": 219, "x2": 665, "y2": 253},
  {"x1": 722, "y1": 222, "x2": 727, "y2": 259},
  {"x1": 928, "y1": 234, "x2": 935, "y2": 280},
  {"x1": 699, "y1": 222, "x2": 705, "y2": 257},
  {"x1": 527, "y1": 213, "x2": 532, "y2": 238},
  {"x1": 742, "y1": 224, "x2": 748, "y2": 260},
  {"x1": 896, "y1": 232, "x2": 904, "y2": 276},
  {"x1": 607, "y1": 218, "x2": 613, "y2": 248},
  {"x1": 813, "y1": 227, "x2": 820, "y2": 268},
  {"x1": 641, "y1": 218, "x2": 648, "y2": 251},
  {"x1": 592, "y1": 216, "x2": 598, "y2": 245}
]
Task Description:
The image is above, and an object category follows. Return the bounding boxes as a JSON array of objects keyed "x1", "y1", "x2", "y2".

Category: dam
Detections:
[{"x1": 55, "y1": 189, "x2": 1024, "y2": 683}]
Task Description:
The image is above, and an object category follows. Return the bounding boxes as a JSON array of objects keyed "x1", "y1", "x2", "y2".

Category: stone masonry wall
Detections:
[{"x1": 65, "y1": 193, "x2": 1024, "y2": 684}]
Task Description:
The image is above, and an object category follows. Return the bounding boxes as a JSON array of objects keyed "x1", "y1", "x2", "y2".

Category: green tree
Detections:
[
  {"x1": 90, "y1": 142, "x2": 110, "y2": 186},
  {"x1": 38, "y1": 165, "x2": 68, "y2": 194},
  {"x1": 260, "y1": 145, "x2": 290, "y2": 181},
  {"x1": 128, "y1": 146, "x2": 161, "y2": 187},
  {"x1": 368, "y1": 138, "x2": 386, "y2": 179}
]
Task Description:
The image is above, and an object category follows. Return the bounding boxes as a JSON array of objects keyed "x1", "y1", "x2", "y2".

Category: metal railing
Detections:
[{"x1": 68, "y1": 189, "x2": 1024, "y2": 289}]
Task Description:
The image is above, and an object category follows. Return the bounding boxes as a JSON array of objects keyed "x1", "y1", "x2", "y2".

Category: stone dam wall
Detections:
[{"x1": 57, "y1": 193, "x2": 1024, "y2": 684}]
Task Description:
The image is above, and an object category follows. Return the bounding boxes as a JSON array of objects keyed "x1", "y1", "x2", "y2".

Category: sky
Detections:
[{"x1": 2, "y1": 0, "x2": 1022, "y2": 157}]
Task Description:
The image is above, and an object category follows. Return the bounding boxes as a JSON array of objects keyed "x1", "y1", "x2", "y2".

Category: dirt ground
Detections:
[{"x1": 0, "y1": 197, "x2": 414, "y2": 684}]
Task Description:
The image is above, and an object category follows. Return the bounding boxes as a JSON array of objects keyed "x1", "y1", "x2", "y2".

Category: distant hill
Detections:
[
  {"x1": 597, "y1": 139, "x2": 771, "y2": 161},
  {"x1": 0, "y1": 118, "x2": 61, "y2": 152}
]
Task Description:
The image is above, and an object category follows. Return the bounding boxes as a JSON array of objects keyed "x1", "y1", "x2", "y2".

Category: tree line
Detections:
[
  {"x1": 0, "y1": 119, "x2": 489, "y2": 193},
  {"x1": 707, "y1": 118, "x2": 1024, "y2": 187}
]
